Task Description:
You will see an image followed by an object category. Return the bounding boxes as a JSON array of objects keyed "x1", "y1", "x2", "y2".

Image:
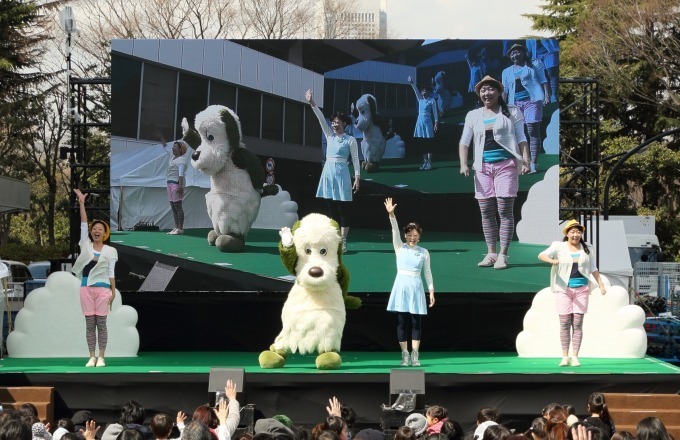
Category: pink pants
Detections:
[
  {"x1": 474, "y1": 158, "x2": 519, "y2": 199},
  {"x1": 555, "y1": 285, "x2": 590, "y2": 315},
  {"x1": 80, "y1": 286, "x2": 111, "y2": 316}
]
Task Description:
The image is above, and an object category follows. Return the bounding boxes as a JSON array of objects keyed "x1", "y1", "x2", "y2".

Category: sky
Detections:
[{"x1": 385, "y1": 0, "x2": 551, "y2": 40}]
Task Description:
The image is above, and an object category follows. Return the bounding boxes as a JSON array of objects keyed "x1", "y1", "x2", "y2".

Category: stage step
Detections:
[
  {"x1": 604, "y1": 393, "x2": 680, "y2": 439},
  {"x1": 0, "y1": 387, "x2": 54, "y2": 422}
]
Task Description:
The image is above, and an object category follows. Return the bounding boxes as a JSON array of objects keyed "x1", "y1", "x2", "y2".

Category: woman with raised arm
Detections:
[
  {"x1": 408, "y1": 76, "x2": 438, "y2": 171},
  {"x1": 306, "y1": 88, "x2": 361, "y2": 253},
  {"x1": 166, "y1": 141, "x2": 188, "y2": 235},
  {"x1": 384, "y1": 197, "x2": 435, "y2": 367},
  {"x1": 71, "y1": 188, "x2": 118, "y2": 367}
]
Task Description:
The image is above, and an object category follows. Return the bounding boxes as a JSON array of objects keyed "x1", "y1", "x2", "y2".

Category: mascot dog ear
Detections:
[
  {"x1": 219, "y1": 108, "x2": 279, "y2": 197},
  {"x1": 367, "y1": 95, "x2": 389, "y2": 139},
  {"x1": 181, "y1": 117, "x2": 201, "y2": 151}
]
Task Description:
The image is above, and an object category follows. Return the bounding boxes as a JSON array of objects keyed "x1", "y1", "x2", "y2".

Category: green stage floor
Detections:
[
  {"x1": 112, "y1": 229, "x2": 550, "y2": 293},
  {"x1": 364, "y1": 153, "x2": 559, "y2": 194},
  {"x1": 1, "y1": 352, "x2": 678, "y2": 375}
]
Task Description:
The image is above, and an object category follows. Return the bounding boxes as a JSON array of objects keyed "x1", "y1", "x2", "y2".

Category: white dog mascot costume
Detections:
[
  {"x1": 353, "y1": 94, "x2": 388, "y2": 173},
  {"x1": 181, "y1": 105, "x2": 277, "y2": 252},
  {"x1": 259, "y1": 213, "x2": 361, "y2": 370}
]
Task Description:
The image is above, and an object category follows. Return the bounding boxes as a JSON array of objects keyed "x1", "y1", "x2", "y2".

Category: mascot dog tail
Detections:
[{"x1": 181, "y1": 108, "x2": 279, "y2": 197}]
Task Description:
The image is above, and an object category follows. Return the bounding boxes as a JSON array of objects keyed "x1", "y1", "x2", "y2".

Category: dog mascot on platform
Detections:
[
  {"x1": 259, "y1": 213, "x2": 361, "y2": 370},
  {"x1": 353, "y1": 94, "x2": 389, "y2": 173},
  {"x1": 181, "y1": 105, "x2": 276, "y2": 252}
]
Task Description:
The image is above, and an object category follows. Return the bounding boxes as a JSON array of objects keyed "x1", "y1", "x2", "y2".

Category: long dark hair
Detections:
[{"x1": 587, "y1": 393, "x2": 612, "y2": 426}]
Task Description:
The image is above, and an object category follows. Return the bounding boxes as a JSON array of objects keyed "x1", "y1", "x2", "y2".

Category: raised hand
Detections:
[
  {"x1": 279, "y1": 227, "x2": 293, "y2": 247},
  {"x1": 384, "y1": 197, "x2": 397, "y2": 215},
  {"x1": 326, "y1": 396, "x2": 341, "y2": 417}
]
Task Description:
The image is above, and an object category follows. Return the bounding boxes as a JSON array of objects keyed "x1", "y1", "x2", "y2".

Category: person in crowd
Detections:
[
  {"x1": 396, "y1": 427, "x2": 417, "y2": 440},
  {"x1": 305, "y1": 88, "x2": 360, "y2": 253},
  {"x1": 405, "y1": 414, "x2": 428, "y2": 440},
  {"x1": 72, "y1": 188, "x2": 118, "y2": 368},
  {"x1": 562, "y1": 405, "x2": 578, "y2": 427},
  {"x1": 407, "y1": 76, "x2": 438, "y2": 171},
  {"x1": 583, "y1": 393, "x2": 615, "y2": 440},
  {"x1": 181, "y1": 422, "x2": 213, "y2": 440},
  {"x1": 465, "y1": 51, "x2": 485, "y2": 104},
  {"x1": 425, "y1": 406, "x2": 448, "y2": 436},
  {"x1": 53, "y1": 418, "x2": 75, "y2": 440},
  {"x1": 101, "y1": 400, "x2": 152, "y2": 440},
  {"x1": 0, "y1": 419, "x2": 31, "y2": 440},
  {"x1": 481, "y1": 425, "x2": 511, "y2": 440},
  {"x1": 151, "y1": 413, "x2": 180, "y2": 440},
  {"x1": 609, "y1": 432, "x2": 633, "y2": 440},
  {"x1": 384, "y1": 198, "x2": 435, "y2": 367},
  {"x1": 165, "y1": 141, "x2": 188, "y2": 235},
  {"x1": 525, "y1": 417, "x2": 547, "y2": 440},
  {"x1": 538, "y1": 219, "x2": 607, "y2": 367},
  {"x1": 459, "y1": 76, "x2": 530, "y2": 270},
  {"x1": 501, "y1": 43, "x2": 550, "y2": 174},
  {"x1": 117, "y1": 430, "x2": 144, "y2": 440}
]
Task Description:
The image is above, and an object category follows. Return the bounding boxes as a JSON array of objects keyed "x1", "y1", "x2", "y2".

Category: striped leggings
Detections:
[
  {"x1": 85, "y1": 315, "x2": 108, "y2": 353},
  {"x1": 478, "y1": 197, "x2": 515, "y2": 249},
  {"x1": 559, "y1": 313, "x2": 584, "y2": 354}
]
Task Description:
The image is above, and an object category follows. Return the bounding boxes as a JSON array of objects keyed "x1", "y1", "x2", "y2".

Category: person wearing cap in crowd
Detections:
[
  {"x1": 538, "y1": 219, "x2": 607, "y2": 367},
  {"x1": 459, "y1": 75, "x2": 530, "y2": 271},
  {"x1": 354, "y1": 429, "x2": 385, "y2": 440},
  {"x1": 405, "y1": 413, "x2": 428, "y2": 439},
  {"x1": 501, "y1": 43, "x2": 550, "y2": 174},
  {"x1": 72, "y1": 188, "x2": 119, "y2": 368},
  {"x1": 166, "y1": 140, "x2": 189, "y2": 235},
  {"x1": 254, "y1": 418, "x2": 296, "y2": 440}
]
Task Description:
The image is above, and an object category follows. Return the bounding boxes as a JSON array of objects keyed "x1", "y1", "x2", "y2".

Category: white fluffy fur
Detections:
[
  {"x1": 355, "y1": 94, "x2": 386, "y2": 164},
  {"x1": 273, "y1": 214, "x2": 346, "y2": 355},
  {"x1": 191, "y1": 105, "x2": 260, "y2": 237}
]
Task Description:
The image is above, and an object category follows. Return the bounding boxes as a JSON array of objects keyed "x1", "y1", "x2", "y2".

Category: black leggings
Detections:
[
  {"x1": 397, "y1": 312, "x2": 422, "y2": 342},
  {"x1": 325, "y1": 199, "x2": 351, "y2": 229}
]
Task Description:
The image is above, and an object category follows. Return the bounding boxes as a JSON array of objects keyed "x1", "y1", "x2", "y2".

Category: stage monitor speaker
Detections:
[
  {"x1": 208, "y1": 367, "x2": 245, "y2": 393},
  {"x1": 389, "y1": 369, "x2": 425, "y2": 395},
  {"x1": 138, "y1": 262, "x2": 178, "y2": 292}
]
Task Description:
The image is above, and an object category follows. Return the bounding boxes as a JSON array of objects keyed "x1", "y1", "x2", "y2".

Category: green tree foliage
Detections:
[{"x1": 528, "y1": 0, "x2": 680, "y2": 261}]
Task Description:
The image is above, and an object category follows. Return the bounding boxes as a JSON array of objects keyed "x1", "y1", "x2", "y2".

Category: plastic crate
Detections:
[{"x1": 635, "y1": 263, "x2": 680, "y2": 314}]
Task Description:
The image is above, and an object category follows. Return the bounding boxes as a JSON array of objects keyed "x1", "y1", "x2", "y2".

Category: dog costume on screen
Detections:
[
  {"x1": 353, "y1": 94, "x2": 388, "y2": 172},
  {"x1": 259, "y1": 213, "x2": 361, "y2": 370},
  {"x1": 181, "y1": 105, "x2": 276, "y2": 252}
]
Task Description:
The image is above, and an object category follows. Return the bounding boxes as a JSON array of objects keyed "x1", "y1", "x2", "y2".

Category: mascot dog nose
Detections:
[
  {"x1": 192, "y1": 151, "x2": 200, "y2": 161},
  {"x1": 308, "y1": 267, "x2": 324, "y2": 278}
]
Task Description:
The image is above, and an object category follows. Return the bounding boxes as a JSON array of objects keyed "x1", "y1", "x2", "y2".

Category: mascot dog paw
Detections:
[
  {"x1": 181, "y1": 105, "x2": 277, "y2": 252},
  {"x1": 259, "y1": 213, "x2": 361, "y2": 370}
]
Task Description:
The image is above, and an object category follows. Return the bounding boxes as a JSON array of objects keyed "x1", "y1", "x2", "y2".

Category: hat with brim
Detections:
[
  {"x1": 506, "y1": 43, "x2": 528, "y2": 57},
  {"x1": 90, "y1": 220, "x2": 111, "y2": 242},
  {"x1": 562, "y1": 219, "x2": 585, "y2": 236},
  {"x1": 474, "y1": 75, "x2": 504, "y2": 96}
]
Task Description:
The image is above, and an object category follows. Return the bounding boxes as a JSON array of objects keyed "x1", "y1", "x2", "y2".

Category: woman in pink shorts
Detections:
[
  {"x1": 459, "y1": 76, "x2": 530, "y2": 270},
  {"x1": 538, "y1": 219, "x2": 607, "y2": 367},
  {"x1": 72, "y1": 189, "x2": 118, "y2": 367},
  {"x1": 166, "y1": 141, "x2": 188, "y2": 235}
]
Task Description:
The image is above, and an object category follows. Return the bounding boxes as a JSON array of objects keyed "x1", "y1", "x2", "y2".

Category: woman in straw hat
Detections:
[
  {"x1": 72, "y1": 188, "x2": 119, "y2": 367},
  {"x1": 501, "y1": 43, "x2": 550, "y2": 174},
  {"x1": 538, "y1": 219, "x2": 607, "y2": 367},
  {"x1": 459, "y1": 75, "x2": 530, "y2": 270},
  {"x1": 166, "y1": 140, "x2": 188, "y2": 235}
]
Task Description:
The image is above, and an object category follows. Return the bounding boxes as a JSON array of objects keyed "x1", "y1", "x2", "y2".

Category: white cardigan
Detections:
[
  {"x1": 539, "y1": 241, "x2": 598, "y2": 293},
  {"x1": 72, "y1": 222, "x2": 118, "y2": 286}
]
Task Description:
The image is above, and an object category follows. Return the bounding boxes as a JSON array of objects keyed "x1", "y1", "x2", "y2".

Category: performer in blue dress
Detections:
[
  {"x1": 408, "y1": 76, "x2": 438, "y2": 171},
  {"x1": 306, "y1": 88, "x2": 361, "y2": 253},
  {"x1": 384, "y1": 198, "x2": 435, "y2": 367}
]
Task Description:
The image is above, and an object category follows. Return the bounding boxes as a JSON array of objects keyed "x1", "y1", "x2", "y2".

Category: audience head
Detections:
[
  {"x1": 562, "y1": 405, "x2": 575, "y2": 416},
  {"x1": 542, "y1": 404, "x2": 563, "y2": 419},
  {"x1": 61, "y1": 434, "x2": 81, "y2": 440},
  {"x1": 525, "y1": 417, "x2": 548, "y2": 440},
  {"x1": 237, "y1": 434, "x2": 254, "y2": 440},
  {"x1": 117, "y1": 429, "x2": 145, "y2": 440},
  {"x1": 610, "y1": 432, "x2": 634, "y2": 440},
  {"x1": 477, "y1": 408, "x2": 501, "y2": 425},
  {"x1": 636, "y1": 417, "x2": 672, "y2": 440},
  {"x1": 255, "y1": 418, "x2": 296, "y2": 440},
  {"x1": 426, "y1": 406, "x2": 448, "y2": 426},
  {"x1": 586, "y1": 393, "x2": 611, "y2": 423},
  {"x1": 18, "y1": 403, "x2": 39, "y2": 419},
  {"x1": 340, "y1": 405, "x2": 357, "y2": 428},
  {"x1": 57, "y1": 418, "x2": 75, "y2": 432},
  {"x1": 474, "y1": 422, "x2": 499, "y2": 440},
  {"x1": 182, "y1": 421, "x2": 213, "y2": 440},
  {"x1": 405, "y1": 414, "x2": 428, "y2": 437},
  {"x1": 440, "y1": 420, "x2": 463, "y2": 440},
  {"x1": 425, "y1": 435, "x2": 448, "y2": 440},
  {"x1": 354, "y1": 429, "x2": 385, "y2": 440},
  {"x1": 151, "y1": 413, "x2": 174, "y2": 439},
  {"x1": 546, "y1": 410, "x2": 568, "y2": 440},
  {"x1": 318, "y1": 431, "x2": 340, "y2": 440},
  {"x1": 193, "y1": 405, "x2": 219, "y2": 430},
  {"x1": 119, "y1": 400, "x2": 146, "y2": 426},
  {"x1": 324, "y1": 416, "x2": 348, "y2": 440},
  {"x1": 0, "y1": 420, "x2": 31, "y2": 440},
  {"x1": 395, "y1": 427, "x2": 416, "y2": 440},
  {"x1": 482, "y1": 425, "x2": 511, "y2": 440}
]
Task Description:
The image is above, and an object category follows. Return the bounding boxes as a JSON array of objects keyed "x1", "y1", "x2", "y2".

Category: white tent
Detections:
[{"x1": 110, "y1": 141, "x2": 298, "y2": 231}]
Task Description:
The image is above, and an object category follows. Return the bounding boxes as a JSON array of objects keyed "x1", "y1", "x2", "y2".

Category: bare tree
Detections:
[
  {"x1": 319, "y1": 0, "x2": 354, "y2": 38},
  {"x1": 237, "y1": 0, "x2": 317, "y2": 38}
]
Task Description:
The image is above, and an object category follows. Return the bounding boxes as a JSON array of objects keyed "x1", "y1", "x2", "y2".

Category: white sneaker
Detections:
[
  {"x1": 494, "y1": 254, "x2": 508, "y2": 270},
  {"x1": 478, "y1": 253, "x2": 497, "y2": 267},
  {"x1": 96, "y1": 357, "x2": 106, "y2": 367},
  {"x1": 166, "y1": 229, "x2": 177, "y2": 235},
  {"x1": 85, "y1": 357, "x2": 96, "y2": 367},
  {"x1": 570, "y1": 357, "x2": 581, "y2": 367},
  {"x1": 410, "y1": 351, "x2": 420, "y2": 367},
  {"x1": 400, "y1": 351, "x2": 410, "y2": 366},
  {"x1": 529, "y1": 163, "x2": 538, "y2": 174},
  {"x1": 342, "y1": 238, "x2": 347, "y2": 253},
  {"x1": 559, "y1": 356, "x2": 570, "y2": 367},
  {"x1": 422, "y1": 161, "x2": 432, "y2": 171},
  {"x1": 168, "y1": 229, "x2": 183, "y2": 235}
]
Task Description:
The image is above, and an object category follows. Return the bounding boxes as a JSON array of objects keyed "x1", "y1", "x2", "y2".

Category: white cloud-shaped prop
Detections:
[
  {"x1": 516, "y1": 279, "x2": 647, "y2": 358},
  {"x1": 7, "y1": 271, "x2": 139, "y2": 358},
  {"x1": 516, "y1": 165, "x2": 560, "y2": 246}
]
